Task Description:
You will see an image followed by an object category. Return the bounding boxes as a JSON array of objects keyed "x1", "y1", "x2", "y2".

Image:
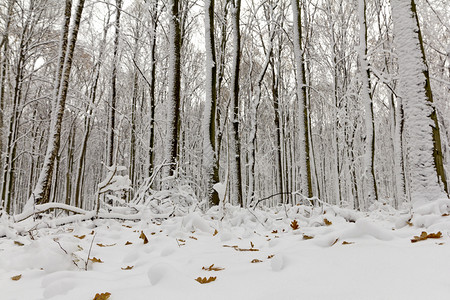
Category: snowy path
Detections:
[{"x1": 1, "y1": 207, "x2": 450, "y2": 300}]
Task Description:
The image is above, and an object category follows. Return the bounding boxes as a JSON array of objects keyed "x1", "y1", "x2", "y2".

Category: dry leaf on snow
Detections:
[
  {"x1": 202, "y1": 264, "x2": 224, "y2": 271},
  {"x1": 74, "y1": 235, "x2": 86, "y2": 239},
  {"x1": 14, "y1": 241, "x2": 24, "y2": 246},
  {"x1": 11, "y1": 274, "x2": 21, "y2": 281},
  {"x1": 89, "y1": 257, "x2": 103, "y2": 263},
  {"x1": 139, "y1": 231, "x2": 149, "y2": 244},
  {"x1": 121, "y1": 266, "x2": 134, "y2": 270},
  {"x1": 195, "y1": 277, "x2": 216, "y2": 284},
  {"x1": 93, "y1": 292, "x2": 111, "y2": 300},
  {"x1": 251, "y1": 259, "x2": 263, "y2": 263},
  {"x1": 290, "y1": 220, "x2": 299, "y2": 230},
  {"x1": 411, "y1": 231, "x2": 442, "y2": 243}
]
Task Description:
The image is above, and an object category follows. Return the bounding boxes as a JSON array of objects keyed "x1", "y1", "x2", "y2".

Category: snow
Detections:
[{"x1": 2, "y1": 202, "x2": 450, "y2": 299}]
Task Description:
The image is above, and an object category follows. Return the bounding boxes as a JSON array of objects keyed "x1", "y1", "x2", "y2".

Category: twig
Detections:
[{"x1": 85, "y1": 232, "x2": 97, "y2": 271}]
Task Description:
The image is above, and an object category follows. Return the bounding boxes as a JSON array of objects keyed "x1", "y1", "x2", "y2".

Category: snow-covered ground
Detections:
[{"x1": 2, "y1": 201, "x2": 450, "y2": 300}]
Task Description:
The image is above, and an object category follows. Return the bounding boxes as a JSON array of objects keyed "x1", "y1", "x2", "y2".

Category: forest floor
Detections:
[{"x1": 1, "y1": 201, "x2": 450, "y2": 300}]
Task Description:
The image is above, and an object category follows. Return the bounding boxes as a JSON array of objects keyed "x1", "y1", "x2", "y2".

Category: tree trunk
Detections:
[{"x1": 26, "y1": 0, "x2": 85, "y2": 207}]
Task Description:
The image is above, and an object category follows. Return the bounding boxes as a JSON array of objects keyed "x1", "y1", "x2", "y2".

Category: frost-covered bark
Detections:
[
  {"x1": 203, "y1": 0, "x2": 220, "y2": 206},
  {"x1": 230, "y1": 0, "x2": 243, "y2": 207},
  {"x1": 26, "y1": 0, "x2": 85, "y2": 208},
  {"x1": 291, "y1": 0, "x2": 312, "y2": 198},
  {"x1": 357, "y1": 0, "x2": 378, "y2": 205},
  {"x1": 165, "y1": 0, "x2": 182, "y2": 177},
  {"x1": 108, "y1": 0, "x2": 122, "y2": 168},
  {"x1": 392, "y1": 0, "x2": 448, "y2": 205}
]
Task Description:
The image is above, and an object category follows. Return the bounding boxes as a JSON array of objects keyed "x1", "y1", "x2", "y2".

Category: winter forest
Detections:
[{"x1": 1, "y1": 0, "x2": 450, "y2": 299}]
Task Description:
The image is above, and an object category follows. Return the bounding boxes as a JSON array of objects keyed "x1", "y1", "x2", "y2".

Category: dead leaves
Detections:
[
  {"x1": 411, "y1": 231, "x2": 442, "y2": 243},
  {"x1": 97, "y1": 243, "x2": 116, "y2": 247},
  {"x1": 125, "y1": 241, "x2": 133, "y2": 245},
  {"x1": 202, "y1": 264, "x2": 224, "y2": 271},
  {"x1": 14, "y1": 241, "x2": 24, "y2": 246},
  {"x1": 11, "y1": 274, "x2": 21, "y2": 281},
  {"x1": 195, "y1": 276, "x2": 216, "y2": 284},
  {"x1": 290, "y1": 220, "x2": 299, "y2": 230},
  {"x1": 251, "y1": 259, "x2": 263, "y2": 263},
  {"x1": 139, "y1": 231, "x2": 149, "y2": 244},
  {"x1": 302, "y1": 234, "x2": 314, "y2": 240},
  {"x1": 121, "y1": 266, "x2": 134, "y2": 270},
  {"x1": 324, "y1": 218, "x2": 332, "y2": 226},
  {"x1": 342, "y1": 241, "x2": 354, "y2": 245},
  {"x1": 89, "y1": 257, "x2": 103, "y2": 263},
  {"x1": 93, "y1": 292, "x2": 111, "y2": 300},
  {"x1": 74, "y1": 235, "x2": 86, "y2": 240},
  {"x1": 213, "y1": 229, "x2": 218, "y2": 236}
]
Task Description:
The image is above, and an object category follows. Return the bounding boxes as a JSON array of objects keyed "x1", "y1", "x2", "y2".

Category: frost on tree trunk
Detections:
[
  {"x1": 392, "y1": 0, "x2": 448, "y2": 206},
  {"x1": 26, "y1": 0, "x2": 85, "y2": 208},
  {"x1": 291, "y1": 0, "x2": 312, "y2": 199},
  {"x1": 108, "y1": 0, "x2": 122, "y2": 168},
  {"x1": 358, "y1": 0, "x2": 378, "y2": 205},
  {"x1": 203, "y1": 0, "x2": 220, "y2": 206},
  {"x1": 165, "y1": 0, "x2": 182, "y2": 177},
  {"x1": 230, "y1": 0, "x2": 244, "y2": 207}
]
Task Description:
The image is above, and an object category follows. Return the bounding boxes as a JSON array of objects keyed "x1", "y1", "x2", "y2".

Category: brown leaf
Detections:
[
  {"x1": 302, "y1": 234, "x2": 314, "y2": 240},
  {"x1": 125, "y1": 241, "x2": 133, "y2": 245},
  {"x1": 411, "y1": 231, "x2": 442, "y2": 243},
  {"x1": 74, "y1": 235, "x2": 86, "y2": 239},
  {"x1": 202, "y1": 264, "x2": 224, "y2": 271},
  {"x1": 189, "y1": 236, "x2": 198, "y2": 240},
  {"x1": 14, "y1": 241, "x2": 24, "y2": 246},
  {"x1": 139, "y1": 231, "x2": 149, "y2": 244},
  {"x1": 290, "y1": 220, "x2": 299, "y2": 230},
  {"x1": 97, "y1": 243, "x2": 116, "y2": 247},
  {"x1": 11, "y1": 274, "x2": 21, "y2": 281},
  {"x1": 90, "y1": 230, "x2": 95, "y2": 235},
  {"x1": 250, "y1": 241, "x2": 254, "y2": 248},
  {"x1": 213, "y1": 229, "x2": 218, "y2": 236},
  {"x1": 178, "y1": 239, "x2": 186, "y2": 243},
  {"x1": 151, "y1": 232, "x2": 156, "y2": 235},
  {"x1": 195, "y1": 277, "x2": 216, "y2": 284},
  {"x1": 271, "y1": 230, "x2": 278, "y2": 234},
  {"x1": 89, "y1": 257, "x2": 103, "y2": 263},
  {"x1": 93, "y1": 292, "x2": 111, "y2": 300},
  {"x1": 442, "y1": 213, "x2": 449, "y2": 217},
  {"x1": 342, "y1": 241, "x2": 354, "y2": 245},
  {"x1": 251, "y1": 259, "x2": 262, "y2": 263},
  {"x1": 121, "y1": 266, "x2": 134, "y2": 270},
  {"x1": 267, "y1": 254, "x2": 274, "y2": 259},
  {"x1": 324, "y1": 218, "x2": 332, "y2": 226},
  {"x1": 122, "y1": 225, "x2": 132, "y2": 228}
]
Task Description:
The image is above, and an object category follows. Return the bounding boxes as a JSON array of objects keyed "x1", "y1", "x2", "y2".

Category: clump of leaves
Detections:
[
  {"x1": 74, "y1": 235, "x2": 86, "y2": 239},
  {"x1": 121, "y1": 266, "x2": 134, "y2": 270},
  {"x1": 251, "y1": 259, "x2": 263, "y2": 263},
  {"x1": 290, "y1": 220, "x2": 299, "y2": 230},
  {"x1": 139, "y1": 231, "x2": 149, "y2": 244},
  {"x1": 195, "y1": 277, "x2": 216, "y2": 284},
  {"x1": 324, "y1": 218, "x2": 332, "y2": 226},
  {"x1": 411, "y1": 231, "x2": 442, "y2": 243},
  {"x1": 202, "y1": 264, "x2": 224, "y2": 271},
  {"x1": 89, "y1": 257, "x2": 103, "y2": 263},
  {"x1": 11, "y1": 274, "x2": 21, "y2": 281},
  {"x1": 93, "y1": 292, "x2": 111, "y2": 300}
]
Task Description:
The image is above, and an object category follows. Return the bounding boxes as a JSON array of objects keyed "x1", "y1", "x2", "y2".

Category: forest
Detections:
[{"x1": 0, "y1": 0, "x2": 450, "y2": 298}]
